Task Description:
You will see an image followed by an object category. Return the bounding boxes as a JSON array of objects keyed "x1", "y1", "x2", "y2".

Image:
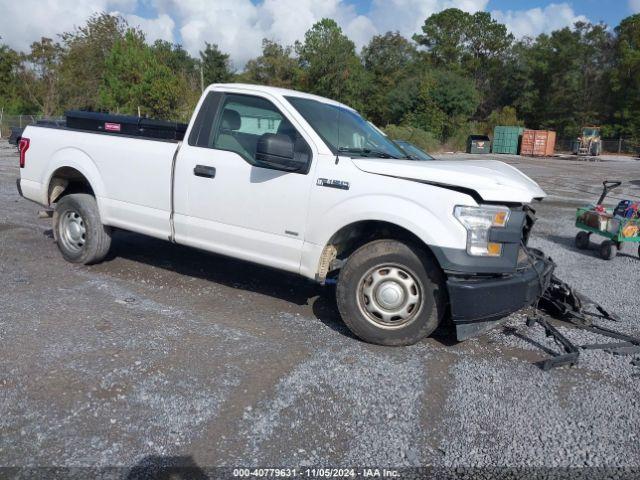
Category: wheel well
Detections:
[
  {"x1": 318, "y1": 221, "x2": 438, "y2": 281},
  {"x1": 329, "y1": 221, "x2": 431, "y2": 258},
  {"x1": 48, "y1": 167, "x2": 94, "y2": 205}
]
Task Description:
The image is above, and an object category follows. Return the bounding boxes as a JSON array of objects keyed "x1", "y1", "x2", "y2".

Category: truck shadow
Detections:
[
  {"x1": 105, "y1": 230, "x2": 455, "y2": 343},
  {"x1": 106, "y1": 230, "x2": 359, "y2": 339}
]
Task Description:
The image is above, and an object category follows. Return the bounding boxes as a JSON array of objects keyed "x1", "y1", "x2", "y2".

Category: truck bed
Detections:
[{"x1": 19, "y1": 123, "x2": 179, "y2": 240}]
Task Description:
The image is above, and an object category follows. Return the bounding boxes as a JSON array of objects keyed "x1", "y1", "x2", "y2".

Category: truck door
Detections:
[{"x1": 173, "y1": 91, "x2": 315, "y2": 273}]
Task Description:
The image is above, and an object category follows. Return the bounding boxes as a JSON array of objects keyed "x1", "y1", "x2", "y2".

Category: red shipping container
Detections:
[{"x1": 520, "y1": 129, "x2": 556, "y2": 156}]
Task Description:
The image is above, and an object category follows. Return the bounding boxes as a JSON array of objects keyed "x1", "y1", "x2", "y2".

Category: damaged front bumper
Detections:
[{"x1": 446, "y1": 248, "x2": 555, "y2": 341}]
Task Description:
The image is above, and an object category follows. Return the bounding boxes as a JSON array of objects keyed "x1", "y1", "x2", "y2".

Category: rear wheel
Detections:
[
  {"x1": 599, "y1": 240, "x2": 617, "y2": 260},
  {"x1": 53, "y1": 193, "x2": 111, "y2": 264},
  {"x1": 336, "y1": 239, "x2": 446, "y2": 346},
  {"x1": 575, "y1": 231, "x2": 590, "y2": 250}
]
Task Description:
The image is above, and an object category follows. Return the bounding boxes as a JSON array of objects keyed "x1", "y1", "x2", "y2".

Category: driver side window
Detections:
[{"x1": 212, "y1": 94, "x2": 311, "y2": 172}]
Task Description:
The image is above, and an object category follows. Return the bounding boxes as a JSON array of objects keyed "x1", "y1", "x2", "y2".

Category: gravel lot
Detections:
[{"x1": 1, "y1": 141, "x2": 640, "y2": 474}]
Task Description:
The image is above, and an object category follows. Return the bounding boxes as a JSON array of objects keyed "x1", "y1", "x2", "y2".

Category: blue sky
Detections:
[
  {"x1": 132, "y1": 0, "x2": 631, "y2": 29},
  {"x1": 486, "y1": 0, "x2": 629, "y2": 26},
  {"x1": 1, "y1": 0, "x2": 634, "y2": 68}
]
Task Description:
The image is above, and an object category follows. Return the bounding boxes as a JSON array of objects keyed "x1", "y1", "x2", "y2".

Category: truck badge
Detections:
[{"x1": 317, "y1": 178, "x2": 350, "y2": 190}]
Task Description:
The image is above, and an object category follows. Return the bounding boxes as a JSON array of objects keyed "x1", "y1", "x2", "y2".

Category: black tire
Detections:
[
  {"x1": 336, "y1": 239, "x2": 446, "y2": 346},
  {"x1": 599, "y1": 240, "x2": 617, "y2": 260},
  {"x1": 575, "y1": 231, "x2": 590, "y2": 250},
  {"x1": 53, "y1": 193, "x2": 111, "y2": 265},
  {"x1": 638, "y1": 244, "x2": 640, "y2": 259}
]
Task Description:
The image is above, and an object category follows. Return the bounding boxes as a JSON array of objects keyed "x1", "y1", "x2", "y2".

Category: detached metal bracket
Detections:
[
  {"x1": 525, "y1": 275, "x2": 640, "y2": 370},
  {"x1": 526, "y1": 314, "x2": 580, "y2": 371}
]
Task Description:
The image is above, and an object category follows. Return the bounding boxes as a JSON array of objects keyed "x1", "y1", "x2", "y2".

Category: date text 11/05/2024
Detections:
[{"x1": 232, "y1": 468, "x2": 400, "y2": 477}]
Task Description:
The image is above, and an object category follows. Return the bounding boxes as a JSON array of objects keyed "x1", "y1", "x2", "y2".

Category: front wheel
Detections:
[
  {"x1": 336, "y1": 239, "x2": 446, "y2": 346},
  {"x1": 53, "y1": 193, "x2": 112, "y2": 265}
]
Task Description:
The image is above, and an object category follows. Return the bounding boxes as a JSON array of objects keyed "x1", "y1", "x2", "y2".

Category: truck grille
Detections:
[
  {"x1": 521, "y1": 205, "x2": 537, "y2": 246},
  {"x1": 515, "y1": 205, "x2": 539, "y2": 268}
]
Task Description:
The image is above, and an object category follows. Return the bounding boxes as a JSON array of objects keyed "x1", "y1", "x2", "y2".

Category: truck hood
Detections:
[{"x1": 352, "y1": 158, "x2": 546, "y2": 203}]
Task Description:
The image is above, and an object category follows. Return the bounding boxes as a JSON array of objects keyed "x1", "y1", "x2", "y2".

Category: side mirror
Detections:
[{"x1": 256, "y1": 133, "x2": 301, "y2": 172}]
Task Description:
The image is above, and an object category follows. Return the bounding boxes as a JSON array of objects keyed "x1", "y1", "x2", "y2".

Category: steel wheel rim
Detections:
[
  {"x1": 356, "y1": 264, "x2": 423, "y2": 329},
  {"x1": 59, "y1": 210, "x2": 86, "y2": 254}
]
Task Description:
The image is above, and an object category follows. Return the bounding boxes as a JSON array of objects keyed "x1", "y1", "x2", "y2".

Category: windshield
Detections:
[
  {"x1": 286, "y1": 96, "x2": 408, "y2": 159},
  {"x1": 582, "y1": 128, "x2": 599, "y2": 137},
  {"x1": 394, "y1": 140, "x2": 434, "y2": 161}
]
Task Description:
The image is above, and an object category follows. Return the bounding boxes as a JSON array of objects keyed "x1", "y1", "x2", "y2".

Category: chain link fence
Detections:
[
  {"x1": 555, "y1": 136, "x2": 640, "y2": 155},
  {"x1": 0, "y1": 114, "x2": 65, "y2": 139}
]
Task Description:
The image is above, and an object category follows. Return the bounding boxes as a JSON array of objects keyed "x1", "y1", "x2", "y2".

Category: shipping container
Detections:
[
  {"x1": 520, "y1": 129, "x2": 556, "y2": 157},
  {"x1": 492, "y1": 126, "x2": 524, "y2": 154}
]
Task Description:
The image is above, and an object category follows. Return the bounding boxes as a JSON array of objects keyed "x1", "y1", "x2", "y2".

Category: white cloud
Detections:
[
  {"x1": 369, "y1": 0, "x2": 488, "y2": 41},
  {"x1": 108, "y1": 0, "x2": 138, "y2": 10},
  {"x1": 491, "y1": 3, "x2": 588, "y2": 39},
  {"x1": 154, "y1": 0, "x2": 489, "y2": 68},
  {"x1": 155, "y1": 0, "x2": 379, "y2": 69},
  {"x1": 630, "y1": 0, "x2": 640, "y2": 13},
  {"x1": 124, "y1": 13, "x2": 175, "y2": 43},
  {"x1": 0, "y1": 0, "x2": 138, "y2": 51}
]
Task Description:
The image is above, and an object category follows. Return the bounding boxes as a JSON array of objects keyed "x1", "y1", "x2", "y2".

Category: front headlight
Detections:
[{"x1": 454, "y1": 205, "x2": 510, "y2": 257}]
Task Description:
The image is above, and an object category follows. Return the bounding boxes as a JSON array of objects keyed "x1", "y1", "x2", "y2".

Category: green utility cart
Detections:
[{"x1": 575, "y1": 181, "x2": 640, "y2": 260}]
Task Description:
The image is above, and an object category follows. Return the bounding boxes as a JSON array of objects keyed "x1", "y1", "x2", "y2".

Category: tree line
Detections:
[{"x1": 1, "y1": 10, "x2": 639, "y2": 150}]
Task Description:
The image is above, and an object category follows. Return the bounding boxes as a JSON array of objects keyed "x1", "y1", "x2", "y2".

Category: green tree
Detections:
[
  {"x1": 414, "y1": 8, "x2": 471, "y2": 68},
  {"x1": 414, "y1": 9, "x2": 512, "y2": 115},
  {"x1": 611, "y1": 14, "x2": 640, "y2": 138},
  {"x1": 465, "y1": 12, "x2": 513, "y2": 76},
  {"x1": 295, "y1": 18, "x2": 369, "y2": 111},
  {"x1": 100, "y1": 30, "x2": 186, "y2": 118},
  {"x1": 199, "y1": 42, "x2": 233, "y2": 85},
  {"x1": 151, "y1": 40, "x2": 201, "y2": 118},
  {"x1": 361, "y1": 32, "x2": 418, "y2": 124},
  {"x1": 362, "y1": 31, "x2": 417, "y2": 78},
  {"x1": 414, "y1": 9, "x2": 512, "y2": 72},
  {"x1": 20, "y1": 37, "x2": 63, "y2": 116},
  {"x1": 385, "y1": 75, "x2": 422, "y2": 125},
  {"x1": 137, "y1": 60, "x2": 186, "y2": 118},
  {"x1": 483, "y1": 106, "x2": 523, "y2": 135},
  {"x1": 240, "y1": 39, "x2": 298, "y2": 88},
  {"x1": 152, "y1": 40, "x2": 197, "y2": 75},
  {"x1": 58, "y1": 13, "x2": 128, "y2": 111},
  {"x1": 508, "y1": 22, "x2": 614, "y2": 135},
  {"x1": 0, "y1": 43, "x2": 31, "y2": 113},
  {"x1": 404, "y1": 70, "x2": 479, "y2": 141}
]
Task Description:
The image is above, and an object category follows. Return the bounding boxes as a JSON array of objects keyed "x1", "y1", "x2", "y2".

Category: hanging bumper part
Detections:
[{"x1": 526, "y1": 275, "x2": 640, "y2": 370}]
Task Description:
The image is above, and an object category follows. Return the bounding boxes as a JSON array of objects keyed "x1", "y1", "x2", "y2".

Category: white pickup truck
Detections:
[{"x1": 16, "y1": 83, "x2": 553, "y2": 345}]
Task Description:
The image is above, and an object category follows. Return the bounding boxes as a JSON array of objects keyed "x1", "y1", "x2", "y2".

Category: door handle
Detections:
[{"x1": 194, "y1": 165, "x2": 216, "y2": 178}]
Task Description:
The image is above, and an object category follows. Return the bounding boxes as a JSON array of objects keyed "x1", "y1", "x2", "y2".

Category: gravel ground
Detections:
[{"x1": 1, "y1": 142, "x2": 640, "y2": 474}]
